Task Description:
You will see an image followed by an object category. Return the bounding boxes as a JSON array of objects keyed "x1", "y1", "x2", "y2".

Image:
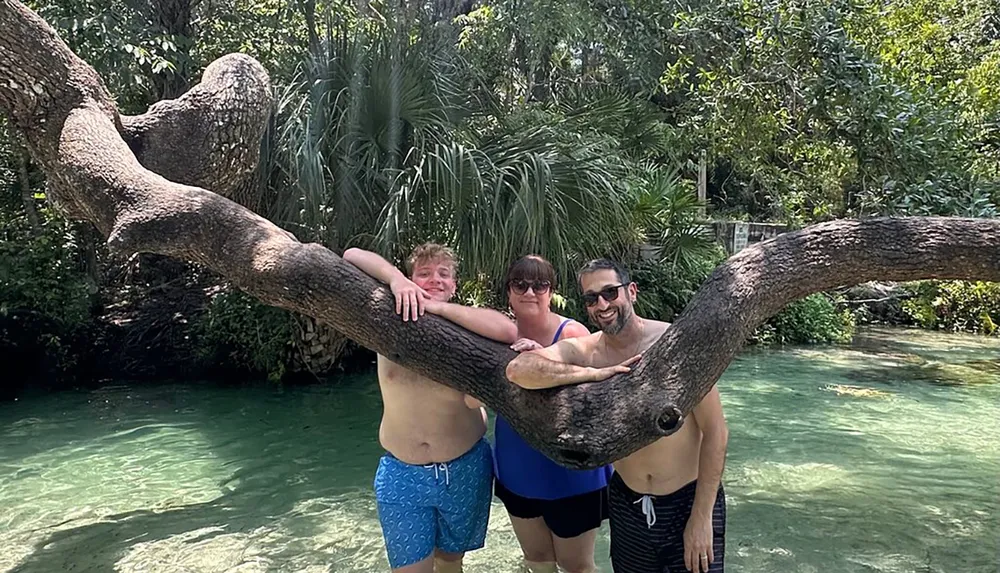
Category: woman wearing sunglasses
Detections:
[{"x1": 494, "y1": 255, "x2": 613, "y2": 573}]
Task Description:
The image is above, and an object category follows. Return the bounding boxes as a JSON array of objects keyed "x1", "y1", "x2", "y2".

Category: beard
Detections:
[{"x1": 593, "y1": 305, "x2": 632, "y2": 335}]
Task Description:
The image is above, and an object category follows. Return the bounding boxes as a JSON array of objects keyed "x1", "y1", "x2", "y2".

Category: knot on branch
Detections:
[
  {"x1": 656, "y1": 405, "x2": 684, "y2": 435},
  {"x1": 201, "y1": 53, "x2": 269, "y2": 90},
  {"x1": 120, "y1": 53, "x2": 273, "y2": 204}
]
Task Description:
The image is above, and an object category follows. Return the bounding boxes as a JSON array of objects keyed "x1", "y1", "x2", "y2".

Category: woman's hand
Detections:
[{"x1": 510, "y1": 338, "x2": 544, "y2": 352}]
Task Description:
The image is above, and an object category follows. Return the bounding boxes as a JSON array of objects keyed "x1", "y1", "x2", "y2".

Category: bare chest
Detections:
[
  {"x1": 614, "y1": 417, "x2": 703, "y2": 494},
  {"x1": 378, "y1": 357, "x2": 464, "y2": 401}
]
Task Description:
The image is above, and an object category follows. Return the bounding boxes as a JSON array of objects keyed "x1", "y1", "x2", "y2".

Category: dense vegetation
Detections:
[{"x1": 1, "y1": 0, "x2": 998, "y2": 390}]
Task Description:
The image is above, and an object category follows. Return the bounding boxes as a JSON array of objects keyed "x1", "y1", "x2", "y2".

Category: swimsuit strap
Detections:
[{"x1": 551, "y1": 318, "x2": 573, "y2": 345}]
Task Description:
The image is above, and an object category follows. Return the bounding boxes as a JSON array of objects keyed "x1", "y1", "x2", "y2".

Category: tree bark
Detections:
[
  {"x1": 118, "y1": 53, "x2": 271, "y2": 206},
  {"x1": 3, "y1": 0, "x2": 1000, "y2": 470}
]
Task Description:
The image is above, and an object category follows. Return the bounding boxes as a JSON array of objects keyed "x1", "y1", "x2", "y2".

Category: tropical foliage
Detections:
[
  {"x1": 752, "y1": 294, "x2": 857, "y2": 345},
  {"x1": 261, "y1": 14, "x2": 660, "y2": 290},
  {"x1": 2, "y1": 0, "x2": 1000, "y2": 386},
  {"x1": 0, "y1": 207, "x2": 93, "y2": 328}
]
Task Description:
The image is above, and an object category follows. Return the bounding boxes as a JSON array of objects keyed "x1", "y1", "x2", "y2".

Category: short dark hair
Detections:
[
  {"x1": 505, "y1": 254, "x2": 557, "y2": 290},
  {"x1": 577, "y1": 258, "x2": 630, "y2": 287}
]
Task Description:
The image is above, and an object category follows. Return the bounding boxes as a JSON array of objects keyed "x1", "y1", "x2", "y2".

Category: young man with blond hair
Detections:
[{"x1": 343, "y1": 243, "x2": 517, "y2": 573}]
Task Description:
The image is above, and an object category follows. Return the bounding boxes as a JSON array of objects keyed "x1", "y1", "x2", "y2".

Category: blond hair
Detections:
[{"x1": 405, "y1": 243, "x2": 459, "y2": 275}]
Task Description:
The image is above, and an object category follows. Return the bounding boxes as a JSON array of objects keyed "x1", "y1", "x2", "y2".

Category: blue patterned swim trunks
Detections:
[{"x1": 374, "y1": 438, "x2": 493, "y2": 569}]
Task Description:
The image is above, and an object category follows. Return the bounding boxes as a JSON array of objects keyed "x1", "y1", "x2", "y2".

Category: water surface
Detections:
[{"x1": 1, "y1": 327, "x2": 997, "y2": 572}]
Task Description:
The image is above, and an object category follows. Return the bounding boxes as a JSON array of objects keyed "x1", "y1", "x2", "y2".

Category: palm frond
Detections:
[{"x1": 628, "y1": 166, "x2": 717, "y2": 270}]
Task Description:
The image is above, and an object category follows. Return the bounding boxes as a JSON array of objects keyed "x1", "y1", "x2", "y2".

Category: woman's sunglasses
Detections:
[
  {"x1": 509, "y1": 279, "x2": 552, "y2": 295},
  {"x1": 582, "y1": 284, "x2": 627, "y2": 307}
]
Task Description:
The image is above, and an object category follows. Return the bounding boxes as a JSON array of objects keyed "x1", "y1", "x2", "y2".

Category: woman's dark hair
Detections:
[{"x1": 504, "y1": 255, "x2": 557, "y2": 291}]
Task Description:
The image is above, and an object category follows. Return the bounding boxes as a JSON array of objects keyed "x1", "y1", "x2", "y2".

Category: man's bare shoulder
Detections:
[
  {"x1": 566, "y1": 331, "x2": 603, "y2": 352},
  {"x1": 689, "y1": 385, "x2": 728, "y2": 431},
  {"x1": 642, "y1": 318, "x2": 670, "y2": 340},
  {"x1": 537, "y1": 331, "x2": 602, "y2": 366},
  {"x1": 645, "y1": 318, "x2": 671, "y2": 333}
]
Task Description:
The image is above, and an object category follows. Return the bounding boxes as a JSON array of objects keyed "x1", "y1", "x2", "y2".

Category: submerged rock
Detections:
[{"x1": 823, "y1": 384, "x2": 892, "y2": 398}]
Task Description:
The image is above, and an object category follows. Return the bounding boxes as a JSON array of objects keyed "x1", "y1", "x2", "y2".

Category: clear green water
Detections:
[{"x1": 1, "y1": 327, "x2": 997, "y2": 572}]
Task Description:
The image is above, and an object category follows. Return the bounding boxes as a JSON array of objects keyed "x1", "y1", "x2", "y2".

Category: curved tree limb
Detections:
[
  {"x1": 3, "y1": 0, "x2": 1000, "y2": 471},
  {"x1": 119, "y1": 54, "x2": 271, "y2": 201}
]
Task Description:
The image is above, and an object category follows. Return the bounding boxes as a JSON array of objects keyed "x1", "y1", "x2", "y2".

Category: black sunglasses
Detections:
[
  {"x1": 509, "y1": 278, "x2": 552, "y2": 295},
  {"x1": 582, "y1": 284, "x2": 627, "y2": 307}
]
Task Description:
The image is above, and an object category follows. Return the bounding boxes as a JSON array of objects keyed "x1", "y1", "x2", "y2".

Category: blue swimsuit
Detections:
[
  {"x1": 494, "y1": 320, "x2": 613, "y2": 500},
  {"x1": 375, "y1": 438, "x2": 493, "y2": 568}
]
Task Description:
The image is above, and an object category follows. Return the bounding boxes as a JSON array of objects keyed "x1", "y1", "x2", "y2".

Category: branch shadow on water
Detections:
[
  {"x1": 6, "y1": 377, "x2": 387, "y2": 572},
  {"x1": 8, "y1": 454, "x2": 356, "y2": 571},
  {"x1": 11, "y1": 497, "x2": 234, "y2": 573}
]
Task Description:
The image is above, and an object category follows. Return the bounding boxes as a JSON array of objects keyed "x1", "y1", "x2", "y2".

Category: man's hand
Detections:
[
  {"x1": 586, "y1": 354, "x2": 641, "y2": 382},
  {"x1": 389, "y1": 276, "x2": 429, "y2": 322},
  {"x1": 511, "y1": 338, "x2": 543, "y2": 352},
  {"x1": 683, "y1": 512, "x2": 714, "y2": 572}
]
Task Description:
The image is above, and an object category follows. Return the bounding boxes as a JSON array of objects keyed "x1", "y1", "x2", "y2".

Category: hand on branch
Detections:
[
  {"x1": 511, "y1": 338, "x2": 544, "y2": 352},
  {"x1": 587, "y1": 354, "x2": 642, "y2": 382},
  {"x1": 389, "y1": 276, "x2": 429, "y2": 322}
]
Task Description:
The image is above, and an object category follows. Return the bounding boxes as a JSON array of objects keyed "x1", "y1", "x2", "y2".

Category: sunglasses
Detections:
[
  {"x1": 509, "y1": 279, "x2": 552, "y2": 295},
  {"x1": 582, "y1": 284, "x2": 627, "y2": 307}
]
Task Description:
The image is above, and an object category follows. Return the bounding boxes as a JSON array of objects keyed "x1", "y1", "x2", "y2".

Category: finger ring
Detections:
[{"x1": 701, "y1": 553, "x2": 708, "y2": 559}]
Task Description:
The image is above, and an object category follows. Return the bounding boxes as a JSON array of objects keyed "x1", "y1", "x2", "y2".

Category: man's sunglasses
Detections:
[
  {"x1": 582, "y1": 284, "x2": 627, "y2": 307},
  {"x1": 509, "y1": 279, "x2": 552, "y2": 295}
]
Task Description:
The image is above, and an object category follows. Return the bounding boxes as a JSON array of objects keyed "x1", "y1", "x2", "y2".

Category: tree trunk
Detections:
[
  {"x1": 149, "y1": 0, "x2": 195, "y2": 100},
  {"x1": 3, "y1": 0, "x2": 1000, "y2": 470},
  {"x1": 296, "y1": 0, "x2": 321, "y2": 65},
  {"x1": 16, "y1": 139, "x2": 40, "y2": 234},
  {"x1": 293, "y1": 314, "x2": 352, "y2": 375}
]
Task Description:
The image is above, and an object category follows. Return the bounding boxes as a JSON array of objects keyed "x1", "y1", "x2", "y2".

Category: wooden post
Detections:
[{"x1": 698, "y1": 149, "x2": 707, "y2": 218}]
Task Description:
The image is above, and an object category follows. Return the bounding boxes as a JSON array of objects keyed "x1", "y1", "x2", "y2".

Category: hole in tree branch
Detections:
[{"x1": 656, "y1": 406, "x2": 684, "y2": 435}]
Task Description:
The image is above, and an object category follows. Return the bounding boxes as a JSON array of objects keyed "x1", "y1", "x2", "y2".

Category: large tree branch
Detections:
[
  {"x1": 0, "y1": 0, "x2": 269, "y2": 210},
  {"x1": 3, "y1": 0, "x2": 1000, "y2": 472}
]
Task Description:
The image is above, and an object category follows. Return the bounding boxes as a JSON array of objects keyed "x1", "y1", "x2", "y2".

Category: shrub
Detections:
[
  {"x1": 191, "y1": 288, "x2": 294, "y2": 380},
  {"x1": 0, "y1": 208, "x2": 92, "y2": 328},
  {"x1": 901, "y1": 281, "x2": 1000, "y2": 334},
  {"x1": 751, "y1": 293, "x2": 856, "y2": 345},
  {"x1": 0, "y1": 207, "x2": 94, "y2": 392}
]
